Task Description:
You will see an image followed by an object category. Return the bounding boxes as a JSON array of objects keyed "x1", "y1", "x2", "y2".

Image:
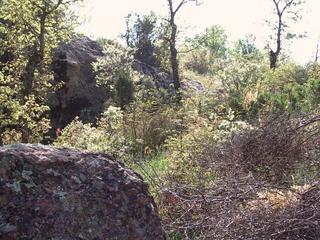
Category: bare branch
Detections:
[
  {"x1": 281, "y1": 0, "x2": 295, "y2": 15},
  {"x1": 173, "y1": 0, "x2": 200, "y2": 15}
]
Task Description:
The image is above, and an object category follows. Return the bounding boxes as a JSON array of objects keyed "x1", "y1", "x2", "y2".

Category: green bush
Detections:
[
  {"x1": 183, "y1": 25, "x2": 228, "y2": 75},
  {"x1": 0, "y1": 73, "x2": 50, "y2": 144},
  {"x1": 123, "y1": 98, "x2": 178, "y2": 155},
  {"x1": 164, "y1": 108, "x2": 251, "y2": 186},
  {"x1": 55, "y1": 106, "x2": 130, "y2": 158},
  {"x1": 218, "y1": 60, "x2": 320, "y2": 119},
  {"x1": 218, "y1": 55, "x2": 268, "y2": 119},
  {"x1": 93, "y1": 41, "x2": 137, "y2": 108},
  {"x1": 114, "y1": 70, "x2": 134, "y2": 108},
  {"x1": 55, "y1": 98, "x2": 180, "y2": 160},
  {"x1": 253, "y1": 64, "x2": 320, "y2": 114}
]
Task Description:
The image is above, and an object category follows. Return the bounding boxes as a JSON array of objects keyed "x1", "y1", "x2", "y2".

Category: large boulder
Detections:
[
  {"x1": 49, "y1": 36, "x2": 204, "y2": 132},
  {"x1": 49, "y1": 36, "x2": 109, "y2": 129},
  {"x1": 0, "y1": 144, "x2": 165, "y2": 239}
]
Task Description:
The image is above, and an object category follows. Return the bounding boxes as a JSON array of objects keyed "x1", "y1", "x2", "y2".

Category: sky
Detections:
[{"x1": 76, "y1": 0, "x2": 320, "y2": 64}]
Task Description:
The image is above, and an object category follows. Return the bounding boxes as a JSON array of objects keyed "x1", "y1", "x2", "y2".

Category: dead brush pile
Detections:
[{"x1": 160, "y1": 114, "x2": 320, "y2": 239}]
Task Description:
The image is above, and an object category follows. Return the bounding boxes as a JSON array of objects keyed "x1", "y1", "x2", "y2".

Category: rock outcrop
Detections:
[
  {"x1": 133, "y1": 60, "x2": 204, "y2": 93},
  {"x1": 49, "y1": 36, "x2": 204, "y2": 132},
  {"x1": 132, "y1": 60, "x2": 174, "y2": 90},
  {"x1": 0, "y1": 144, "x2": 165, "y2": 239},
  {"x1": 49, "y1": 36, "x2": 108, "y2": 129}
]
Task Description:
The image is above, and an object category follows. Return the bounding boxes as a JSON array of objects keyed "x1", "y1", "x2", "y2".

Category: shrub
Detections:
[
  {"x1": 254, "y1": 76, "x2": 320, "y2": 114},
  {"x1": 164, "y1": 108, "x2": 251, "y2": 187},
  {"x1": 224, "y1": 114, "x2": 320, "y2": 183},
  {"x1": 183, "y1": 49, "x2": 211, "y2": 75},
  {"x1": 218, "y1": 55, "x2": 268, "y2": 119},
  {"x1": 55, "y1": 99, "x2": 179, "y2": 160},
  {"x1": 93, "y1": 41, "x2": 137, "y2": 108},
  {"x1": 113, "y1": 70, "x2": 134, "y2": 108},
  {"x1": 218, "y1": 61, "x2": 320, "y2": 119},
  {"x1": 158, "y1": 113, "x2": 320, "y2": 239},
  {"x1": 0, "y1": 93, "x2": 50, "y2": 144},
  {"x1": 183, "y1": 25, "x2": 228, "y2": 75},
  {"x1": 123, "y1": 99, "x2": 178, "y2": 156},
  {"x1": 54, "y1": 106, "x2": 130, "y2": 158}
]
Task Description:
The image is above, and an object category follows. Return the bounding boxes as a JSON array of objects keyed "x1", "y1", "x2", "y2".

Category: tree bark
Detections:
[
  {"x1": 20, "y1": 12, "x2": 47, "y2": 142},
  {"x1": 21, "y1": 13, "x2": 46, "y2": 98},
  {"x1": 167, "y1": 0, "x2": 181, "y2": 94},
  {"x1": 269, "y1": 50, "x2": 278, "y2": 69},
  {"x1": 0, "y1": 127, "x2": 3, "y2": 146},
  {"x1": 315, "y1": 39, "x2": 319, "y2": 63},
  {"x1": 166, "y1": 0, "x2": 198, "y2": 93},
  {"x1": 169, "y1": 15, "x2": 180, "y2": 91},
  {"x1": 269, "y1": 0, "x2": 297, "y2": 69},
  {"x1": 270, "y1": 0, "x2": 283, "y2": 69}
]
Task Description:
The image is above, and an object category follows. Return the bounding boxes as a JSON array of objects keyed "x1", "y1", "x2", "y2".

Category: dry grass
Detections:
[{"x1": 158, "y1": 114, "x2": 320, "y2": 239}]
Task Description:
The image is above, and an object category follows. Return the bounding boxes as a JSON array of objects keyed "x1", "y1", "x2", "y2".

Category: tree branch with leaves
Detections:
[{"x1": 0, "y1": 0, "x2": 81, "y2": 143}]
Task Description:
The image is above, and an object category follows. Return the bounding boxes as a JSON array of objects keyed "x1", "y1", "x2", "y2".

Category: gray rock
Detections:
[
  {"x1": 49, "y1": 36, "x2": 109, "y2": 129},
  {"x1": 49, "y1": 36, "x2": 204, "y2": 133},
  {"x1": 132, "y1": 60, "x2": 174, "y2": 90}
]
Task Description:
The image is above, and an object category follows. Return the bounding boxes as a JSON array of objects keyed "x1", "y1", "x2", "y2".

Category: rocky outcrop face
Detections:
[
  {"x1": 49, "y1": 36, "x2": 109, "y2": 129},
  {"x1": 133, "y1": 60, "x2": 204, "y2": 92},
  {"x1": 133, "y1": 60, "x2": 174, "y2": 90},
  {"x1": 49, "y1": 36, "x2": 204, "y2": 132},
  {"x1": 0, "y1": 144, "x2": 165, "y2": 239},
  {"x1": 181, "y1": 77, "x2": 205, "y2": 92}
]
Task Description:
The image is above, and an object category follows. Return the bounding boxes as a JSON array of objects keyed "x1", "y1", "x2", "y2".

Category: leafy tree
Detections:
[
  {"x1": 93, "y1": 41, "x2": 137, "y2": 108},
  {"x1": 123, "y1": 12, "x2": 160, "y2": 67},
  {"x1": 189, "y1": 25, "x2": 228, "y2": 59},
  {"x1": 233, "y1": 35, "x2": 262, "y2": 59},
  {"x1": 268, "y1": 0, "x2": 304, "y2": 69},
  {"x1": 184, "y1": 25, "x2": 228, "y2": 74},
  {"x1": 0, "y1": 0, "x2": 80, "y2": 144}
]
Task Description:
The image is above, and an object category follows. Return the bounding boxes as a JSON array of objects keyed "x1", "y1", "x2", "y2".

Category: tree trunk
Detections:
[
  {"x1": 20, "y1": 14, "x2": 46, "y2": 142},
  {"x1": 169, "y1": 22, "x2": 180, "y2": 91},
  {"x1": 21, "y1": 14, "x2": 46, "y2": 98},
  {"x1": 269, "y1": 0, "x2": 284, "y2": 69},
  {"x1": 21, "y1": 49, "x2": 40, "y2": 97},
  {"x1": 269, "y1": 50, "x2": 278, "y2": 69},
  {"x1": 167, "y1": 0, "x2": 181, "y2": 100},
  {"x1": 0, "y1": 127, "x2": 3, "y2": 146}
]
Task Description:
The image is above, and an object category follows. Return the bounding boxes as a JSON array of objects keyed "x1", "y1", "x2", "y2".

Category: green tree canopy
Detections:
[
  {"x1": 187, "y1": 25, "x2": 228, "y2": 59},
  {"x1": 232, "y1": 35, "x2": 262, "y2": 59},
  {"x1": 0, "y1": 0, "x2": 81, "y2": 144},
  {"x1": 123, "y1": 12, "x2": 160, "y2": 67}
]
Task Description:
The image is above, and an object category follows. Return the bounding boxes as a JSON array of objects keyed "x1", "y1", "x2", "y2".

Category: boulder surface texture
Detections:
[
  {"x1": 49, "y1": 36, "x2": 108, "y2": 129},
  {"x1": 0, "y1": 144, "x2": 165, "y2": 240}
]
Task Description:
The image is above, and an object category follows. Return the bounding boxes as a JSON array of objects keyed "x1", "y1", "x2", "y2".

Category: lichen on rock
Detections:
[{"x1": 0, "y1": 144, "x2": 165, "y2": 240}]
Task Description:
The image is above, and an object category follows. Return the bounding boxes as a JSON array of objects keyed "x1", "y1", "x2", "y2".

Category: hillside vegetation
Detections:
[{"x1": 1, "y1": 0, "x2": 320, "y2": 239}]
